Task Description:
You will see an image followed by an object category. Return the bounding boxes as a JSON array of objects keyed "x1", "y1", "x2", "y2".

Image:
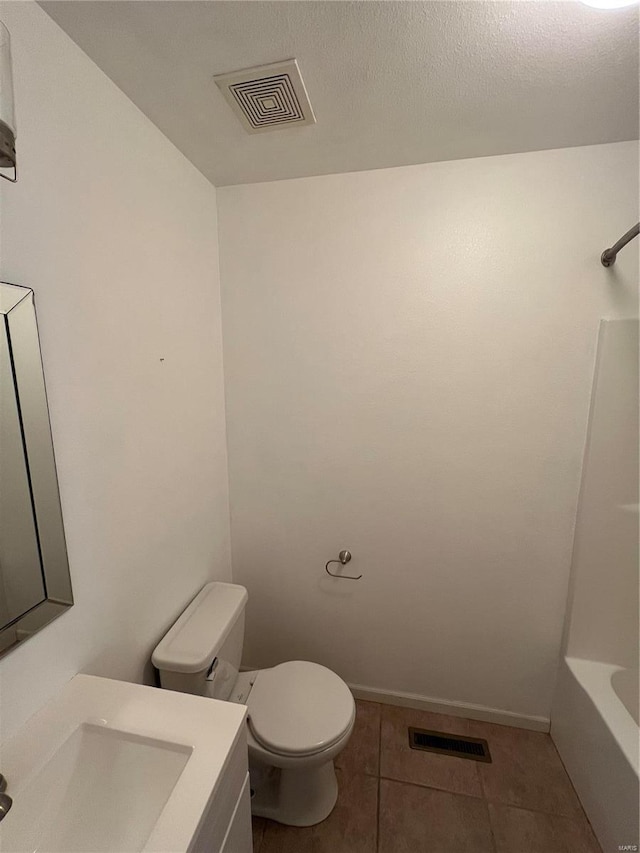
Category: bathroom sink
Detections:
[
  {"x1": 0, "y1": 674, "x2": 247, "y2": 852},
  {"x1": 3, "y1": 724, "x2": 191, "y2": 852}
]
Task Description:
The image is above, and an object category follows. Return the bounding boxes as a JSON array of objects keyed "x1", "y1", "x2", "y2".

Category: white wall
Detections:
[
  {"x1": 218, "y1": 141, "x2": 639, "y2": 725},
  {"x1": 0, "y1": 1, "x2": 230, "y2": 741}
]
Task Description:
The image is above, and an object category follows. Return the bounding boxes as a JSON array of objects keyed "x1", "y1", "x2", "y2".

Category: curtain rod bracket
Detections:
[{"x1": 601, "y1": 223, "x2": 639, "y2": 267}]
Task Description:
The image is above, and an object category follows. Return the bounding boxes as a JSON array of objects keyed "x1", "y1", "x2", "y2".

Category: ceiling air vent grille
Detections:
[{"x1": 214, "y1": 60, "x2": 316, "y2": 134}]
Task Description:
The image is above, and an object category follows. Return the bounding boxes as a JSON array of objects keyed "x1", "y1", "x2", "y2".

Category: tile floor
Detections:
[{"x1": 251, "y1": 700, "x2": 602, "y2": 853}]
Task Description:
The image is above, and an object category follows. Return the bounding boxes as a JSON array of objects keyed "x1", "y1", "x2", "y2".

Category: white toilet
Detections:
[{"x1": 152, "y1": 582, "x2": 356, "y2": 827}]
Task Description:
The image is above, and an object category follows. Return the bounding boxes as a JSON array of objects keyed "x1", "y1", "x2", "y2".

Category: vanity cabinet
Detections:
[
  {"x1": 191, "y1": 727, "x2": 253, "y2": 853},
  {"x1": 220, "y1": 775, "x2": 252, "y2": 853},
  {"x1": 0, "y1": 676, "x2": 253, "y2": 853}
]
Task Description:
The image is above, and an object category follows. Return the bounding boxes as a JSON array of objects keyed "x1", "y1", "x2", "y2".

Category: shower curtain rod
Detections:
[{"x1": 600, "y1": 222, "x2": 640, "y2": 267}]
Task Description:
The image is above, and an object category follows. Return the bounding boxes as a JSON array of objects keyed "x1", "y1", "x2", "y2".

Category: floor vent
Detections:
[
  {"x1": 214, "y1": 59, "x2": 316, "y2": 134},
  {"x1": 408, "y1": 728, "x2": 492, "y2": 763}
]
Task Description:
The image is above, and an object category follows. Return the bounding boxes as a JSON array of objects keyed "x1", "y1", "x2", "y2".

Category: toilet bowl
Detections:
[
  {"x1": 152, "y1": 582, "x2": 355, "y2": 827},
  {"x1": 238, "y1": 661, "x2": 355, "y2": 825}
]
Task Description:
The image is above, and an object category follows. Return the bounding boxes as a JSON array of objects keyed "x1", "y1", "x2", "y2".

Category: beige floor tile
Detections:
[
  {"x1": 313, "y1": 770, "x2": 378, "y2": 853},
  {"x1": 468, "y1": 720, "x2": 583, "y2": 817},
  {"x1": 380, "y1": 705, "x2": 483, "y2": 798},
  {"x1": 335, "y1": 699, "x2": 381, "y2": 777},
  {"x1": 379, "y1": 778, "x2": 495, "y2": 853},
  {"x1": 489, "y1": 803, "x2": 603, "y2": 853}
]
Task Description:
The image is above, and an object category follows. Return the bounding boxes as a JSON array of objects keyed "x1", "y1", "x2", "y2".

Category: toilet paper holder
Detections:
[{"x1": 325, "y1": 550, "x2": 362, "y2": 581}]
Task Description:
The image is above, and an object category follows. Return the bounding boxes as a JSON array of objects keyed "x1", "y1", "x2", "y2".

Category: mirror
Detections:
[{"x1": 0, "y1": 281, "x2": 72, "y2": 656}]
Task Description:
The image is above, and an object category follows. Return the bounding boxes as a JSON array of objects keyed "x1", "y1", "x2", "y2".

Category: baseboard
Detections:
[
  {"x1": 348, "y1": 683, "x2": 550, "y2": 732},
  {"x1": 241, "y1": 665, "x2": 550, "y2": 732}
]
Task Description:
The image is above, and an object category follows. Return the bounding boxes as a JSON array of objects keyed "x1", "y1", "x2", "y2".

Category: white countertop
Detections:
[{"x1": 0, "y1": 674, "x2": 247, "y2": 852}]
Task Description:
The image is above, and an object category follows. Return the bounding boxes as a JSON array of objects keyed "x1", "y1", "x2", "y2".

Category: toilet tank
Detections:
[{"x1": 152, "y1": 582, "x2": 248, "y2": 701}]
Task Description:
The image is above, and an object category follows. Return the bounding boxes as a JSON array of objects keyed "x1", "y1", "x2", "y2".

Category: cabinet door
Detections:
[
  {"x1": 190, "y1": 734, "x2": 249, "y2": 853},
  {"x1": 220, "y1": 773, "x2": 253, "y2": 853}
]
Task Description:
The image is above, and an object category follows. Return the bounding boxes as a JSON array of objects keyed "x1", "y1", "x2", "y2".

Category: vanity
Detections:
[{"x1": 0, "y1": 674, "x2": 253, "y2": 852}]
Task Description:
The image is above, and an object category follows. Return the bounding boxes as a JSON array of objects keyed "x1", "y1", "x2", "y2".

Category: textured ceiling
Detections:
[{"x1": 41, "y1": 1, "x2": 639, "y2": 187}]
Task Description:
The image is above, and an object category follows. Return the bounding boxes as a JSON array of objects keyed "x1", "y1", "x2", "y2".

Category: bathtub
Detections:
[{"x1": 551, "y1": 656, "x2": 639, "y2": 853}]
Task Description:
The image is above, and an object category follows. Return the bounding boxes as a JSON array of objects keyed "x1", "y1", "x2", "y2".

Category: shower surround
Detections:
[{"x1": 552, "y1": 319, "x2": 639, "y2": 853}]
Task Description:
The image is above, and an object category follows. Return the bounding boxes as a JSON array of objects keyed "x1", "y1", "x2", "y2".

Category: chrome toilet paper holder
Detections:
[{"x1": 325, "y1": 550, "x2": 362, "y2": 581}]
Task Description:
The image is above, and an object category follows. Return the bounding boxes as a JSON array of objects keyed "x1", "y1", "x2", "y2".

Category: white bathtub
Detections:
[{"x1": 551, "y1": 656, "x2": 639, "y2": 853}]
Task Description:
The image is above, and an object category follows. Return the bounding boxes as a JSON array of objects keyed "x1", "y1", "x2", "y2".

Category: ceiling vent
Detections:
[{"x1": 214, "y1": 59, "x2": 316, "y2": 134}]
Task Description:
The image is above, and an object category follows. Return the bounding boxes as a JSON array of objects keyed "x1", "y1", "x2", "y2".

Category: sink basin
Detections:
[
  {"x1": 0, "y1": 675, "x2": 247, "y2": 852},
  {"x1": 4, "y1": 724, "x2": 191, "y2": 852}
]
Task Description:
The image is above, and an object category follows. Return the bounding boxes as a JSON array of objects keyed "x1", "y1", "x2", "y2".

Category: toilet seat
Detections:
[{"x1": 247, "y1": 661, "x2": 355, "y2": 757}]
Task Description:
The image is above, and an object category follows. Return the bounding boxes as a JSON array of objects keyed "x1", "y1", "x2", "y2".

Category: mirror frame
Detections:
[{"x1": 0, "y1": 282, "x2": 73, "y2": 657}]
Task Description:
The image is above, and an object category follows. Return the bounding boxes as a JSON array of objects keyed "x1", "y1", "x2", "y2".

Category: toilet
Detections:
[{"x1": 152, "y1": 582, "x2": 356, "y2": 827}]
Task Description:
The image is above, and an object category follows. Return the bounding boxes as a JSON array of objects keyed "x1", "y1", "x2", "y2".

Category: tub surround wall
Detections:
[
  {"x1": 561, "y1": 319, "x2": 639, "y2": 670},
  {"x1": 0, "y1": 2, "x2": 230, "y2": 741},
  {"x1": 218, "y1": 141, "x2": 639, "y2": 726},
  {"x1": 551, "y1": 318, "x2": 639, "y2": 852}
]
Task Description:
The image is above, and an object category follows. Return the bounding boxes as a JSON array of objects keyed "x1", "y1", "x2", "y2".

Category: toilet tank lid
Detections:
[{"x1": 152, "y1": 582, "x2": 248, "y2": 674}]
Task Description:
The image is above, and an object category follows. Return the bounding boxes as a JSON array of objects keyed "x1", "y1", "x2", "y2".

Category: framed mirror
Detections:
[{"x1": 0, "y1": 281, "x2": 72, "y2": 657}]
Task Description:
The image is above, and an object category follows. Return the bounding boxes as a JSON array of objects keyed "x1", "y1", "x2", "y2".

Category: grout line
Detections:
[
  {"x1": 483, "y1": 798, "x2": 599, "y2": 822},
  {"x1": 476, "y1": 746, "x2": 499, "y2": 853},
  {"x1": 379, "y1": 775, "x2": 485, "y2": 801},
  {"x1": 477, "y1": 746, "x2": 489, "y2": 801},
  {"x1": 484, "y1": 798, "x2": 499, "y2": 853}
]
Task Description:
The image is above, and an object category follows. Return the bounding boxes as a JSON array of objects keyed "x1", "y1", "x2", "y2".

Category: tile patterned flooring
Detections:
[{"x1": 251, "y1": 700, "x2": 602, "y2": 853}]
